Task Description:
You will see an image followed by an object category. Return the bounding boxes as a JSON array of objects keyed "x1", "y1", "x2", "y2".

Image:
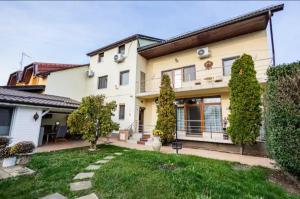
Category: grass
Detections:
[{"x1": 0, "y1": 145, "x2": 298, "y2": 199}]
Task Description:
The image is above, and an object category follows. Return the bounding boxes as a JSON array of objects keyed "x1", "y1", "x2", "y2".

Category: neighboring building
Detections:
[
  {"x1": 5, "y1": 62, "x2": 82, "y2": 93},
  {"x1": 44, "y1": 4, "x2": 283, "y2": 154},
  {"x1": 0, "y1": 88, "x2": 79, "y2": 146}
]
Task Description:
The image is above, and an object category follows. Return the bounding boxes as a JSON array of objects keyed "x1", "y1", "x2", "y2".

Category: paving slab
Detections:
[
  {"x1": 0, "y1": 166, "x2": 35, "y2": 179},
  {"x1": 75, "y1": 193, "x2": 99, "y2": 199},
  {"x1": 73, "y1": 172, "x2": 94, "y2": 180},
  {"x1": 95, "y1": 159, "x2": 110, "y2": 164},
  {"x1": 85, "y1": 165, "x2": 101, "y2": 170},
  {"x1": 40, "y1": 193, "x2": 67, "y2": 199},
  {"x1": 103, "y1": 156, "x2": 115, "y2": 160},
  {"x1": 114, "y1": 152, "x2": 123, "y2": 156},
  {"x1": 70, "y1": 180, "x2": 92, "y2": 191}
]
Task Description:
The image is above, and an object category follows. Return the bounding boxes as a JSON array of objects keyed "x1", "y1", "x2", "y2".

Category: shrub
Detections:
[
  {"x1": 227, "y1": 54, "x2": 262, "y2": 154},
  {"x1": 265, "y1": 61, "x2": 300, "y2": 178},
  {"x1": 11, "y1": 141, "x2": 35, "y2": 154},
  {"x1": 0, "y1": 137, "x2": 10, "y2": 149},
  {"x1": 0, "y1": 147, "x2": 15, "y2": 159},
  {"x1": 155, "y1": 74, "x2": 176, "y2": 144}
]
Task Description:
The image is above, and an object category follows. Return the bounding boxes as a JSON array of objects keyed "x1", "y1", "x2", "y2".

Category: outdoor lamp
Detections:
[{"x1": 33, "y1": 112, "x2": 39, "y2": 121}]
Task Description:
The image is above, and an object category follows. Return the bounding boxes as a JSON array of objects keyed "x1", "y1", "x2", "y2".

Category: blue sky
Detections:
[{"x1": 0, "y1": 1, "x2": 299, "y2": 85}]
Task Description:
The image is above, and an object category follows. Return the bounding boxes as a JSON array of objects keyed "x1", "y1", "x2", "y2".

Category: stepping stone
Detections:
[
  {"x1": 40, "y1": 193, "x2": 67, "y2": 199},
  {"x1": 95, "y1": 159, "x2": 110, "y2": 164},
  {"x1": 114, "y1": 152, "x2": 123, "y2": 156},
  {"x1": 103, "y1": 156, "x2": 115, "y2": 160},
  {"x1": 70, "y1": 180, "x2": 92, "y2": 191},
  {"x1": 73, "y1": 172, "x2": 94, "y2": 180},
  {"x1": 75, "y1": 193, "x2": 99, "y2": 199},
  {"x1": 85, "y1": 165, "x2": 101, "y2": 170}
]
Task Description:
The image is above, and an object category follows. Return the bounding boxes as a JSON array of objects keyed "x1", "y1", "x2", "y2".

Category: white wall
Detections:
[
  {"x1": 86, "y1": 40, "x2": 139, "y2": 131},
  {"x1": 9, "y1": 106, "x2": 43, "y2": 147},
  {"x1": 45, "y1": 66, "x2": 88, "y2": 101}
]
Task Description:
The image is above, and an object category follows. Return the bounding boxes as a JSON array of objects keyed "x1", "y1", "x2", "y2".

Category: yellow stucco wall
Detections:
[{"x1": 140, "y1": 30, "x2": 270, "y2": 133}]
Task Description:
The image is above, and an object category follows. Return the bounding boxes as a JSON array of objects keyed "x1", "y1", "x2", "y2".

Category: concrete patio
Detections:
[{"x1": 36, "y1": 138, "x2": 276, "y2": 169}]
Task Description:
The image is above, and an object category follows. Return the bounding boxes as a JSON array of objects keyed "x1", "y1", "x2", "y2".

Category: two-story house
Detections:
[{"x1": 44, "y1": 4, "x2": 284, "y2": 154}]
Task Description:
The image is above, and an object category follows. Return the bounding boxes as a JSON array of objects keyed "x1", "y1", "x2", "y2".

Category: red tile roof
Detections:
[{"x1": 32, "y1": 62, "x2": 82, "y2": 75}]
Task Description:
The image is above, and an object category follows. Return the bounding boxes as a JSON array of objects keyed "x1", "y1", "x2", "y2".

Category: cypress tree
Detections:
[
  {"x1": 227, "y1": 54, "x2": 262, "y2": 154},
  {"x1": 155, "y1": 74, "x2": 176, "y2": 144}
]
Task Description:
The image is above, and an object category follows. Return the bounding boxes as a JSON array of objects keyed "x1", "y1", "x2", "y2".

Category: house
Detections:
[
  {"x1": 4, "y1": 62, "x2": 84, "y2": 93},
  {"x1": 0, "y1": 88, "x2": 79, "y2": 146},
  {"x1": 44, "y1": 4, "x2": 284, "y2": 155}
]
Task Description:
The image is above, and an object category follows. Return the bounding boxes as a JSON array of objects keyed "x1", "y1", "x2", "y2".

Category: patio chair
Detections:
[{"x1": 55, "y1": 125, "x2": 68, "y2": 143}]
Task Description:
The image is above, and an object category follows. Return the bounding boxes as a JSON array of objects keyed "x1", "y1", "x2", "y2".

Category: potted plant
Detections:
[
  {"x1": 0, "y1": 146, "x2": 16, "y2": 167},
  {"x1": 11, "y1": 141, "x2": 35, "y2": 165},
  {"x1": 152, "y1": 130, "x2": 163, "y2": 152}
]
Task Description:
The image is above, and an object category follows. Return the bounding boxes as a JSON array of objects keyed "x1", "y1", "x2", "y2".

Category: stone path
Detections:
[
  {"x1": 0, "y1": 166, "x2": 35, "y2": 180},
  {"x1": 40, "y1": 150, "x2": 129, "y2": 199}
]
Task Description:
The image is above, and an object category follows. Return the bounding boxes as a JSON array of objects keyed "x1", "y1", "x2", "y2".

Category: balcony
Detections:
[{"x1": 137, "y1": 64, "x2": 268, "y2": 98}]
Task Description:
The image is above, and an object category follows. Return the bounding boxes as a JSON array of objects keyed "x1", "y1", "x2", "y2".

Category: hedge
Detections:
[{"x1": 265, "y1": 61, "x2": 300, "y2": 178}]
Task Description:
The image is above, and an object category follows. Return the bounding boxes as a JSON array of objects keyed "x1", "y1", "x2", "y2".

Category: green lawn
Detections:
[{"x1": 0, "y1": 145, "x2": 298, "y2": 199}]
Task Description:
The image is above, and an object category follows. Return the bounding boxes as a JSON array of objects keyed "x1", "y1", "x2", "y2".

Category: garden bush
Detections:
[
  {"x1": 0, "y1": 137, "x2": 10, "y2": 149},
  {"x1": 265, "y1": 61, "x2": 300, "y2": 178},
  {"x1": 11, "y1": 141, "x2": 35, "y2": 154},
  {"x1": 0, "y1": 147, "x2": 14, "y2": 159}
]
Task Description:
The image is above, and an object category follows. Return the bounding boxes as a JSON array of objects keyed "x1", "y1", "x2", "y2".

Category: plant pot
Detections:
[
  {"x1": 2, "y1": 156, "x2": 16, "y2": 167},
  {"x1": 16, "y1": 153, "x2": 33, "y2": 165},
  {"x1": 152, "y1": 136, "x2": 162, "y2": 152}
]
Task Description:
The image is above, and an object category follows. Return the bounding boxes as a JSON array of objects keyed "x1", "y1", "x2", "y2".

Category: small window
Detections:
[
  {"x1": 183, "y1": 66, "x2": 196, "y2": 81},
  {"x1": 223, "y1": 56, "x2": 239, "y2": 76},
  {"x1": 98, "y1": 53, "x2": 104, "y2": 63},
  {"x1": 140, "y1": 71, "x2": 146, "y2": 92},
  {"x1": 119, "y1": 104, "x2": 125, "y2": 120},
  {"x1": 120, "y1": 70, "x2": 129, "y2": 86},
  {"x1": 98, "y1": 76, "x2": 108, "y2": 89},
  {"x1": 0, "y1": 107, "x2": 13, "y2": 136},
  {"x1": 118, "y1": 44, "x2": 125, "y2": 54}
]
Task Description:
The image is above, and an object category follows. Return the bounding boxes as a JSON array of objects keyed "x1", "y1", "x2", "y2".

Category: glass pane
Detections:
[
  {"x1": 183, "y1": 66, "x2": 196, "y2": 81},
  {"x1": 187, "y1": 106, "x2": 201, "y2": 134},
  {"x1": 223, "y1": 58, "x2": 237, "y2": 76},
  {"x1": 176, "y1": 107, "x2": 184, "y2": 131},
  {"x1": 203, "y1": 97, "x2": 221, "y2": 103},
  {"x1": 0, "y1": 107, "x2": 13, "y2": 136},
  {"x1": 140, "y1": 72, "x2": 145, "y2": 92},
  {"x1": 121, "y1": 71, "x2": 129, "y2": 85},
  {"x1": 119, "y1": 105, "x2": 125, "y2": 119},
  {"x1": 204, "y1": 105, "x2": 222, "y2": 132}
]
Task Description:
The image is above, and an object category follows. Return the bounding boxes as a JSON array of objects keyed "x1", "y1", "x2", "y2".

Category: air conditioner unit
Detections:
[
  {"x1": 86, "y1": 70, "x2": 94, "y2": 78},
  {"x1": 197, "y1": 47, "x2": 210, "y2": 59},
  {"x1": 114, "y1": 53, "x2": 125, "y2": 63}
]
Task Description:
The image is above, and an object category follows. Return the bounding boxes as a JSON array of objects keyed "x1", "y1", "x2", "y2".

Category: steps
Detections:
[{"x1": 137, "y1": 134, "x2": 151, "y2": 145}]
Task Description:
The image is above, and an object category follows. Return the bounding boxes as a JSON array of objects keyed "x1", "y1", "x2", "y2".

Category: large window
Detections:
[
  {"x1": 98, "y1": 76, "x2": 107, "y2": 89},
  {"x1": 183, "y1": 66, "x2": 196, "y2": 81},
  {"x1": 0, "y1": 107, "x2": 13, "y2": 136},
  {"x1": 120, "y1": 70, "x2": 129, "y2": 86},
  {"x1": 223, "y1": 56, "x2": 239, "y2": 76},
  {"x1": 204, "y1": 105, "x2": 222, "y2": 132},
  {"x1": 119, "y1": 104, "x2": 125, "y2": 120},
  {"x1": 176, "y1": 107, "x2": 185, "y2": 131}
]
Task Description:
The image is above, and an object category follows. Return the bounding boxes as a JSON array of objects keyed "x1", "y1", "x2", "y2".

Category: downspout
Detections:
[{"x1": 269, "y1": 10, "x2": 276, "y2": 66}]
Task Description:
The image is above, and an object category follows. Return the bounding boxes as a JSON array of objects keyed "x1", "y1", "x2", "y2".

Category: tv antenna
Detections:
[{"x1": 19, "y1": 52, "x2": 32, "y2": 70}]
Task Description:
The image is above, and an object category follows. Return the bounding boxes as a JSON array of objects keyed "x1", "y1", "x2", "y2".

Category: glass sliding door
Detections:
[
  {"x1": 204, "y1": 104, "x2": 222, "y2": 132},
  {"x1": 186, "y1": 104, "x2": 201, "y2": 134},
  {"x1": 176, "y1": 107, "x2": 184, "y2": 131}
]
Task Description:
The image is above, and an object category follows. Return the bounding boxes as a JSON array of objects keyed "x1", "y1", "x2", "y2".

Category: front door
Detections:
[
  {"x1": 138, "y1": 108, "x2": 145, "y2": 133},
  {"x1": 186, "y1": 104, "x2": 202, "y2": 134}
]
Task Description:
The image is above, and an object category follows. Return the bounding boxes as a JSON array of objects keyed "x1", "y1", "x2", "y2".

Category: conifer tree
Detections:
[
  {"x1": 155, "y1": 74, "x2": 176, "y2": 144},
  {"x1": 227, "y1": 54, "x2": 262, "y2": 154}
]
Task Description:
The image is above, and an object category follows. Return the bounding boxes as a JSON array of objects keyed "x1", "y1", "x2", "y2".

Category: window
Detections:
[
  {"x1": 183, "y1": 66, "x2": 196, "y2": 81},
  {"x1": 204, "y1": 104, "x2": 222, "y2": 132},
  {"x1": 176, "y1": 107, "x2": 185, "y2": 131},
  {"x1": 120, "y1": 70, "x2": 129, "y2": 86},
  {"x1": 98, "y1": 76, "x2": 108, "y2": 89},
  {"x1": 98, "y1": 53, "x2": 104, "y2": 63},
  {"x1": 140, "y1": 72, "x2": 146, "y2": 92},
  {"x1": 0, "y1": 107, "x2": 13, "y2": 136},
  {"x1": 223, "y1": 56, "x2": 239, "y2": 76},
  {"x1": 119, "y1": 105, "x2": 125, "y2": 120},
  {"x1": 118, "y1": 44, "x2": 125, "y2": 54}
]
